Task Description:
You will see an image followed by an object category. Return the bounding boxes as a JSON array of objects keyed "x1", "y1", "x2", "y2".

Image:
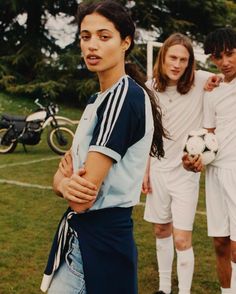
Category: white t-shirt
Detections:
[
  {"x1": 147, "y1": 70, "x2": 212, "y2": 171},
  {"x1": 203, "y1": 78, "x2": 236, "y2": 168}
]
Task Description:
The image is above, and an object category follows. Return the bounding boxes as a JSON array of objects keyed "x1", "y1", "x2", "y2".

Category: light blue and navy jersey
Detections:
[
  {"x1": 40, "y1": 75, "x2": 154, "y2": 292},
  {"x1": 72, "y1": 75, "x2": 154, "y2": 209}
]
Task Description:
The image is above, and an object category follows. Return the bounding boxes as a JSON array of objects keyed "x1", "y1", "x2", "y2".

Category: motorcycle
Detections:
[{"x1": 0, "y1": 99, "x2": 78, "y2": 155}]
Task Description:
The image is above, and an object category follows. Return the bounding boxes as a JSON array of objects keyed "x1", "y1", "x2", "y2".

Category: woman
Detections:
[
  {"x1": 142, "y1": 33, "x2": 216, "y2": 294},
  {"x1": 40, "y1": 1, "x2": 165, "y2": 293}
]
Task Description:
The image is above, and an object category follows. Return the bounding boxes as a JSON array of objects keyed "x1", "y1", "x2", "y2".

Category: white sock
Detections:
[
  {"x1": 176, "y1": 247, "x2": 194, "y2": 294},
  {"x1": 156, "y1": 236, "x2": 174, "y2": 294},
  {"x1": 221, "y1": 287, "x2": 231, "y2": 293},
  {"x1": 230, "y1": 261, "x2": 236, "y2": 292}
]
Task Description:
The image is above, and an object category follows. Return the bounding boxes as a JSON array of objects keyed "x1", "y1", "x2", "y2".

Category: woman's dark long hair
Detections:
[{"x1": 77, "y1": 0, "x2": 166, "y2": 158}]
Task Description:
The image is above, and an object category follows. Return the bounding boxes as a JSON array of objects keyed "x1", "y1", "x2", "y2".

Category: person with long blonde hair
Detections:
[{"x1": 143, "y1": 33, "x2": 216, "y2": 294}]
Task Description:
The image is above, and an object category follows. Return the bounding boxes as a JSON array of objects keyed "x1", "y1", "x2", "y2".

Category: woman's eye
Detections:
[
  {"x1": 100, "y1": 35, "x2": 110, "y2": 41},
  {"x1": 80, "y1": 35, "x2": 90, "y2": 41}
]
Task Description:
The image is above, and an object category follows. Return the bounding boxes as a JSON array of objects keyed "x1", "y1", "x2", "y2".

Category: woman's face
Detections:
[
  {"x1": 80, "y1": 12, "x2": 130, "y2": 76},
  {"x1": 163, "y1": 44, "x2": 190, "y2": 86}
]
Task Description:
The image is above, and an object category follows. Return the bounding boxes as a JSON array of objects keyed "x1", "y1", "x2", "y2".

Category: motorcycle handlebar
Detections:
[
  {"x1": 34, "y1": 99, "x2": 44, "y2": 109},
  {"x1": 34, "y1": 98, "x2": 59, "y2": 115}
]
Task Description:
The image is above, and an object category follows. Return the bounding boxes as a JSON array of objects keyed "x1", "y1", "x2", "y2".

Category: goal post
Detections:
[{"x1": 147, "y1": 41, "x2": 163, "y2": 80}]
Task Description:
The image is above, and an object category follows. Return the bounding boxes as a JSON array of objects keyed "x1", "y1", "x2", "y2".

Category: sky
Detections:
[
  {"x1": 17, "y1": 12, "x2": 77, "y2": 49},
  {"x1": 16, "y1": 9, "x2": 208, "y2": 65},
  {"x1": 45, "y1": 12, "x2": 78, "y2": 48},
  {"x1": 44, "y1": 12, "x2": 208, "y2": 64}
]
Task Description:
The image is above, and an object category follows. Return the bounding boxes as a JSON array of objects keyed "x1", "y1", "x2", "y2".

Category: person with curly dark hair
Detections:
[{"x1": 185, "y1": 27, "x2": 236, "y2": 294}]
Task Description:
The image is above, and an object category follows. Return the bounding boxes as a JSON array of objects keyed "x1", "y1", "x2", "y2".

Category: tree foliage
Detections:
[
  {"x1": 126, "y1": 0, "x2": 233, "y2": 42},
  {"x1": 0, "y1": 0, "x2": 236, "y2": 106},
  {"x1": 0, "y1": 0, "x2": 81, "y2": 103}
]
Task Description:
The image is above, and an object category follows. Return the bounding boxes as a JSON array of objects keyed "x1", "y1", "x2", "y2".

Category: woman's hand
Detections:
[
  {"x1": 59, "y1": 150, "x2": 73, "y2": 178},
  {"x1": 56, "y1": 151, "x2": 113, "y2": 213},
  {"x1": 142, "y1": 172, "x2": 152, "y2": 194},
  {"x1": 142, "y1": 157, "x2": 152, "y2": 194},
  {"x1": 58, "y1": 151, "x2": 98, "y2": 203},
  {"x1": 59, "y1": 168, "x2": 98, "y2": 213},
  {"x1": 53, "y1": 150, "x2": 73, "y2": 196},
  {"x1": 182, "y1": 153, "x2": 204, "y2": 173},
  {"x1": 63, "y1": 170, "x2": 98, "y2": 203}
]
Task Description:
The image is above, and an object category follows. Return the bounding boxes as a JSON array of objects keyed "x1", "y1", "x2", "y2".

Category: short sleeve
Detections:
[
  {"x1": 195, "y1": 70, "x2": 214, "y2": 88},
  {"x1": 89, "y1": 78, "x2": 146, "y2": 162}
]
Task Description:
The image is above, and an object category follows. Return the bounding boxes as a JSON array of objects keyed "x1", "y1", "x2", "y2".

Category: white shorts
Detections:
[
  {"x1": 144, "y1": 166, "x2": 200, "y2": 231},
  {"x1": 205, "y1": 166, "x2": 236, "y2": 240}
]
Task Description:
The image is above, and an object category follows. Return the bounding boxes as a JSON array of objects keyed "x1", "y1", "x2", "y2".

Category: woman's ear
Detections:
[{"x1": 122, "y1": 36, "x2": 131, "y2": 52}]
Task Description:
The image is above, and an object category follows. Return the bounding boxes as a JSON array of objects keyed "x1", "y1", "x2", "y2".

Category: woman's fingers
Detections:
[
  {"x1": 142, "y1": 175, "x2": 152, "y2": 194},
  {"x1": 66, "y1": 193, "x2": 93, "y2": 203},
  {"x1": 59, "y1": 152, "x2": 73, "y2": 177},
  {"x1": 64, "y1": 187, "x2": 96, "y2": 203},
  {"x1": 62, "y1": 175, "x2": 97, "y2": 203},
  {"x1": 71, "y1": 174, "x2": 97, "y2": 192},
  {"x1": 68, "y1": 185, "x2": 97, "y2": 199}
]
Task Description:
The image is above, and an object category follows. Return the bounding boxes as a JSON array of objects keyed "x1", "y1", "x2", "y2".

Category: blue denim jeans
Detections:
[{"x1": 48, "y1": 234, "x2": 86, "y2": 294}]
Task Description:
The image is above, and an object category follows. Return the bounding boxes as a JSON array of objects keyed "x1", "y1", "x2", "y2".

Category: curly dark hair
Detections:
[{"x1": 204, "y1": 27, "x2": 236, "y2": 57}]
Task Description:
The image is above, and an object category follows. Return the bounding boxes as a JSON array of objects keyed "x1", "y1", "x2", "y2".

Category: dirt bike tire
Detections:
[
  {"x1": 47, "y1": 126, "x2": 74, "y2": 155},
  {"x1": 0, "y1": 128, "x2": 18, "y2": 154}
]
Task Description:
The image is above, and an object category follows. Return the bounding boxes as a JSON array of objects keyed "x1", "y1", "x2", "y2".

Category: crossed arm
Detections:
[{"x1": 53, "y1": 150, "x2": 113, "y2": 213}]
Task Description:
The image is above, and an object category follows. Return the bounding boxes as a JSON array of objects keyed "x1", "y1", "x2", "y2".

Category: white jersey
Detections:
[
  {"x1": 203, "y1": 78, "x2": 236, "y2": 168},
  {"x1": 147, "y1": 70, "x2": 211, "y2": 171}
]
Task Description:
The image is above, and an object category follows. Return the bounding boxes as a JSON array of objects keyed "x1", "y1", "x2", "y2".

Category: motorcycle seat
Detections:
[{"x1": 2, "y1": 114, "x2": 26, "y2": 122}]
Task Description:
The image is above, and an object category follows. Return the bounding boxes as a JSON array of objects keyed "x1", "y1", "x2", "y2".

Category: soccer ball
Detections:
[{"x1": 183, "y1": 128, "x2": 218, "y2": 165}]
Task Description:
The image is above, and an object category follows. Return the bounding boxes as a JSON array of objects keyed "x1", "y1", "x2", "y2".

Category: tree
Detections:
[
  {"x1": 0, "y1": 0, "x2": 235, "y2": 106},
  {"x1": 126, "y1": 0, "x2": 232, "y2": 43},
  {"x1": 0, "y1": 0, "x2": 81, "y2": 102}
]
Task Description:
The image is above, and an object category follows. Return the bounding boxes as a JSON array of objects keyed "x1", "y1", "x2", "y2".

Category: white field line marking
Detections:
[
  {"x1": 0, "y1": 178, "x2": 52, "y2": 190},
  {"x1": 0, "y1": 156, "x2": 59, "y2": 169},
  {"x1": 0, "y1": 177, "x2": 207, "y2": 216}
]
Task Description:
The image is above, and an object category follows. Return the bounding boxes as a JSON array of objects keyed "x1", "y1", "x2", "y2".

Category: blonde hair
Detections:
[{"x1": 153, "y1": 33, "x2": 195, "y2": 94}]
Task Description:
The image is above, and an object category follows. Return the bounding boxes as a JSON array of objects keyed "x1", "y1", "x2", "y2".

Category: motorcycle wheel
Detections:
[
  {"x1": 47, "y1": 126, "x2": 74, "y2": 155},
  {"x1": 0, "y1": 128, "x2": 17, "y2": 154}
]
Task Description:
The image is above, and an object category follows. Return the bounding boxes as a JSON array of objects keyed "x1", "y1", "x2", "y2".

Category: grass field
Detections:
[{"x1": 0, "y1": 93, "x2": 220, "y2": 293}]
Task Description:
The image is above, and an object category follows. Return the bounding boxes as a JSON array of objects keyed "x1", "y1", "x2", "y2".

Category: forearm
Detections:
[
  {"x1": 69, "y1": 151, "x2": 113, "y2": 212},
  {"x1": 142, "y1": 156, "x2": 152, "y2": 194},
  {"x1": 53, "y1": 169, "x2": 94, "y2": 212},
  {"x1": 53, "y1": 168, "x2": 69, "y2": 197},
  {"x1": 145, "y1": 156, "x2": 151, "y2": 174},
  {"x1": 54, "y1": 151, "x2": 112, "y2": 213},
  {"x1": 69, "y1": 199, "x2": 95, "y2": 212},
  {"x1": 82, "y1": 151, "x2": 113, "y2": 189}
]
